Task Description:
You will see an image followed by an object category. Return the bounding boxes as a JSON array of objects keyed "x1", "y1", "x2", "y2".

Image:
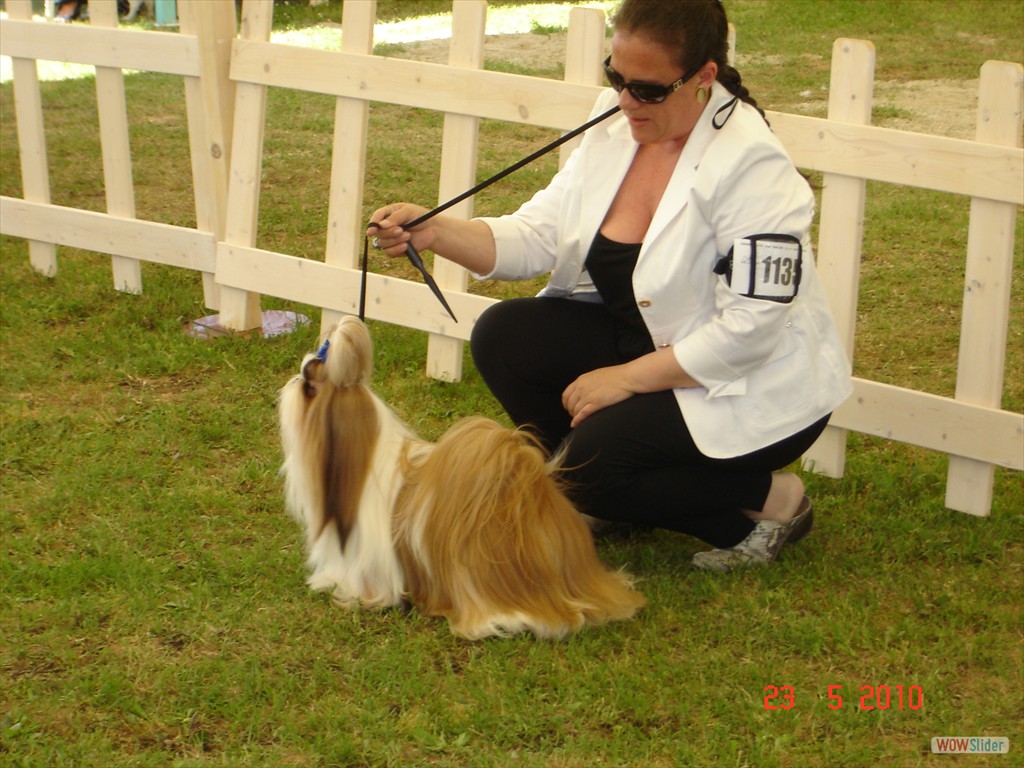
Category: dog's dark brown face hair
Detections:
[
  {"x1": 300, "y1": 357, "x2": 324, "y2": 400},
  {"x1": 291, "y1": 323, "x2": 379, "y2": 546}
]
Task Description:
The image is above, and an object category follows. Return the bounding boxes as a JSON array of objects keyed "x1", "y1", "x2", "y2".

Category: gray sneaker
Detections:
[{"x1": 692, "y1": 497, "x2": 813, "y2": 573}]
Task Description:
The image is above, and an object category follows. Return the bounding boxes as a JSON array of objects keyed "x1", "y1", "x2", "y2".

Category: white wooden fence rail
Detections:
[
  {"x1": 1, "y1": 0, "x2": 236, "y2": 307},
  {"x1": 0, "y1": 0, "x2": 1020, "y2": 516}
]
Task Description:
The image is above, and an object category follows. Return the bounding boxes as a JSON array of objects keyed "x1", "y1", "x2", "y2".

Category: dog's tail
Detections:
[{"x1": 395, "y1": 417, "x2": 645, "y2": 639}]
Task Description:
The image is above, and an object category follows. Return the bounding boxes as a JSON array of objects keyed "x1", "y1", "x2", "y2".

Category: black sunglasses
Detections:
[{"x1": 602, "y1": 55, "x2": 703, "y2": 104}]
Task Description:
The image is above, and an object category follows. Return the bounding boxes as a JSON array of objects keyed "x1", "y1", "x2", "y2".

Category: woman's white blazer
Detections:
[{"x1": 477, "y1": 86, "x2": 852, "y2": 459}]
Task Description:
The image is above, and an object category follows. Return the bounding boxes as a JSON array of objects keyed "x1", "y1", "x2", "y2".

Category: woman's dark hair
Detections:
[{"x1": 612, "y1": 0, "x2": 767, "y2": 123}]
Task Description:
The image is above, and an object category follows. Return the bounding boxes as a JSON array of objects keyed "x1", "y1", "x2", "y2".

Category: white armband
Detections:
[{"x1": 714, "y1": 234, "x2": 803, "y2": 303}]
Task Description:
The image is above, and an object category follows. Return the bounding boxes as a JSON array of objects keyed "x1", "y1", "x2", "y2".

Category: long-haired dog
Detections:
[{"x1": 278, "y1": 316, "x2": 645, "y2": 640}]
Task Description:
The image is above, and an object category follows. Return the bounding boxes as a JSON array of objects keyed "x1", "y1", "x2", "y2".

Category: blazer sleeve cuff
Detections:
[
  {"x1": 471, "y1": 216, "x2": 530, "y2": 281},
  {"x1": 674, "y1": 337, "x2": 748, "y2": 399}
]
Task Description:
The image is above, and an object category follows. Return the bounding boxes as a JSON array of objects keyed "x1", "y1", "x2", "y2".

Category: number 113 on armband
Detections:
[{"x1": 760, "y1": 252, "x2": 796, "y2": 287}]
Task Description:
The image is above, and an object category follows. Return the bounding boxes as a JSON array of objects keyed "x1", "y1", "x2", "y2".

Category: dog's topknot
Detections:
[{"x1": 323, "y1": 316, "x2": 374, "y2": 389}]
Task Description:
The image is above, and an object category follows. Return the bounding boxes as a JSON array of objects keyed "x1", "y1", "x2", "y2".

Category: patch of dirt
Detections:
[
  {"x1": 873, "y1": 79, "x2": 978, "y2": 138},
  {"x1": 390, "y1": 32, "x2": 980, "y2": 138},
  {"x1": 385, "y1": 30, "x2": 571, "y2": 68}
]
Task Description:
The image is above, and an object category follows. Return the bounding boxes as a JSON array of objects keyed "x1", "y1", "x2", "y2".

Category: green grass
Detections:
[{"x1": 2, "y1": 1, "x2": 1023, "y2": 767}]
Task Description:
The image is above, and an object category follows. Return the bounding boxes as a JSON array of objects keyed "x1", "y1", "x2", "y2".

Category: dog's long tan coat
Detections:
[{"x1": 280, "y1": 317, "x2": 644, "y2": 639}]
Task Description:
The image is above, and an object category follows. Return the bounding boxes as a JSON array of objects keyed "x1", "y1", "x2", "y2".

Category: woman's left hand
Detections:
[
  {"x1": 561, "y1": 348, "x2": 699, "y2": 428},
  {"x1": 562, "y1": 366, "x2": 635, "y2": 428}
]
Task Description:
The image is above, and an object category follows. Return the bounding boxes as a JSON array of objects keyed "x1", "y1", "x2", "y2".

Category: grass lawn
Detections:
[{"x1": 1, "y1": 1, "x2": 1022, "y2": 766}]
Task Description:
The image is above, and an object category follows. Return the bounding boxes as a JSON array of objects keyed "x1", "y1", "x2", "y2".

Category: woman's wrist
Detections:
[
  {"x1": 624, "y1": 347, "x2": 698, "y2": 394},
  {"x1": 430, "y1": 218, "x2": 496, "y2": 275}
]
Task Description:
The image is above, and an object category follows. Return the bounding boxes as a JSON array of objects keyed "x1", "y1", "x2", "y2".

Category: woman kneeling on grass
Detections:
[{"x1": 368, "y1": 0, "x2": 852, "y2": 572}]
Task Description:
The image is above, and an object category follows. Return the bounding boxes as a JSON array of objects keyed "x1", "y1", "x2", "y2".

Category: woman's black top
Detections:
[{"x1": 585, "y1": 231, "x2": 656, "y2": 360}]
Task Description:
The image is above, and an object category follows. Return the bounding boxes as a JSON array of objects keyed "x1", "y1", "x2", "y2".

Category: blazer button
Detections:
[{"x1": 638, "y1": 299, "x2": 652, "y2": 308}]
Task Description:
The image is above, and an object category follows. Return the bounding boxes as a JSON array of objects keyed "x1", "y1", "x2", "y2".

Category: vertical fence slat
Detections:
[
  {"x1": 320, "y1": 0, "x2": 376, "y2": 332},
  {"x1": 945, "y1": 60, "x2": 1024, "y2": 516},
  {"x1": 424, "y1": 0, "x2": 487, "y2": 381},
  {"x1": 6, "y1": 0, "x2": 58, "y2": 277},
  {"x1": 802, "y1": 38, "x2": 875, "y2": 479},
  {"x1": 90, "y1": 0, "x2": 143, "y2": 294},
  {"x1": 559, "y1": 6, "x2": 606, "y2": 167},
  {"x1": 180, "y1": 0, "x2": 238, "y2": 311},
  {"x1": 217, "y1": 0, "x2": 272, "y2": 331}
]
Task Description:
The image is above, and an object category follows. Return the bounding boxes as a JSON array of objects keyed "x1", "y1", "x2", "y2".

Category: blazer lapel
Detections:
[
  {"x1": 644, "y1": 88, "x2": 732, "y2": 253},
  {"x1": 580, "y1": 116, "x2": 636, "y2": 254}
]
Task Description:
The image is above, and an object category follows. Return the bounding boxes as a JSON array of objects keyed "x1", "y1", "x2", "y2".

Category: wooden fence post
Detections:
[
  {"x1": 559, "y1": 6, "x2": 606, "y2": 167},
  {"x1": 801, "y1": 38, "x2": 875, "y2": 478},
  {"x1": 180, "y1": 0, "x2": 238, "y2": 311},
  {"x1": 90, "y1": 0, "x2": 143, "y2": 294},
  {"x1": 6, "y1": 0, "x2": 57, "y2": 278},
  {"x1": 216, "y1": 0, "x2": 272, "y2": 331},
  {"x1": 424, "y1": 0, "x2": 487, "y2": 382},
  {"x1": 321, "y1": 0, "x2": 375, "y2": 332},
  {"x1": 945, "y1": 60, "x2": 1024, "y2": 515}
]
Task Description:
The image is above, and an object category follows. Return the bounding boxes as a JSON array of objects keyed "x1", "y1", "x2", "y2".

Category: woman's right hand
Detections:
[
  {"x1": 366, "y1": 202, "x2": 498, "y2": 276},
  {"x1": 366, "y1": 203, "x2": 433, "y2": 259}
]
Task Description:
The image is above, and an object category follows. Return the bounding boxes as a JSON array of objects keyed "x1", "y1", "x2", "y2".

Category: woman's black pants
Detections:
[{"x1": 470, "y1": 297, "x2": 829, "y2": 548}]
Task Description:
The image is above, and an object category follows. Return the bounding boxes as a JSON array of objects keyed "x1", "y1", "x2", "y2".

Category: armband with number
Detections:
[{"x1": 713, "y1": 234, "x2": 803, "y2": 303}]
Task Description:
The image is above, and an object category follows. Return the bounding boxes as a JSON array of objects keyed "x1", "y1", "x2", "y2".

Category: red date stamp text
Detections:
[{"x1": 763, "y1": 684, "x2": 924, "y2": 711}]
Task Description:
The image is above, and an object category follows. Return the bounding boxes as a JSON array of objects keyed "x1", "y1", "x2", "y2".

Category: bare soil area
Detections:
[{"x1": 392, "y1": 31, "x2": 980, "y2": 138}]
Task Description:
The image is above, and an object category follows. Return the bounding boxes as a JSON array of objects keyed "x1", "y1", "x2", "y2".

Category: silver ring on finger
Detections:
[{"x1": 371, "y1": 237, "x2": 381, "y2": 249}]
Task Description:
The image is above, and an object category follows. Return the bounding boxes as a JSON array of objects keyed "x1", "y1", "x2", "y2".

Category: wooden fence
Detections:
[{"x1": 1, "y1": 0, "x2": 1021, "y2": 516}]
